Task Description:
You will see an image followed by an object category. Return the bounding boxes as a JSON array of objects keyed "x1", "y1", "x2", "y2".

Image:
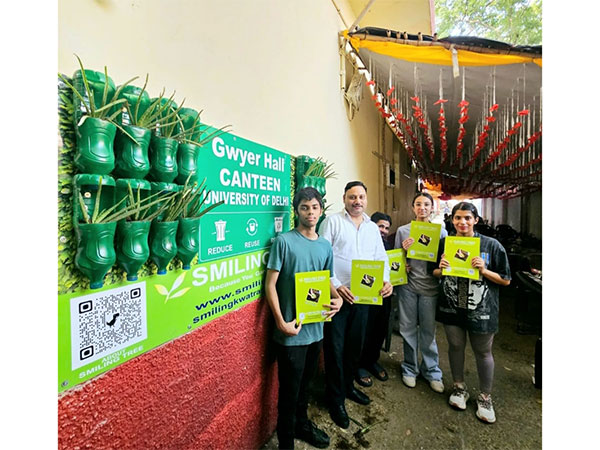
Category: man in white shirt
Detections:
[{"x1": 318, "y1": 181, "x2": 393, "y2": 429}]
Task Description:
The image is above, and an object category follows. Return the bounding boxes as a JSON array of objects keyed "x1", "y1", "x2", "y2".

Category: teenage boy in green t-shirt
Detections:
[{"x1": 266, "y1": 187, "x2": 342, "y2": 450}]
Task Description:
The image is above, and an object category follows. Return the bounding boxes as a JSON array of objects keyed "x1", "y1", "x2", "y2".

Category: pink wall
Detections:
[{"x1": 58, "y1": 299, "x2": 278, "y2": 450}]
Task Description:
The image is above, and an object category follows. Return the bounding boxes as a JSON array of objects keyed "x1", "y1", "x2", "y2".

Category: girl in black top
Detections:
[{"x1": 433, "y1": 202, "x2": 511, "y2": 424}]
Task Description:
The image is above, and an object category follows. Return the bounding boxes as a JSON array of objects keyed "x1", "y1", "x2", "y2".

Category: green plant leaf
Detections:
[
  {"x1": 58, "y1": 73, "x2": 91, "y2": 116},
  {"x1": 169, "y1": 287, "x2": 190, "y2": 300},
  {"x1": 78, "y1": 193, "x2": 90, "y2": 223},
  {"x1": 170, "y1": 272, "x2": 187, "y2": 293},
  {"x1": 155, "y1": 284, "x2": 169, "y2": 296},
  {"x1": 91, "y1": 176, "x2": 103, "y2": 223}
]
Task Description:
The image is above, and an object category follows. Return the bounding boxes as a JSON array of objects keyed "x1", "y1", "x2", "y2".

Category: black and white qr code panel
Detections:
[{"x1": 70, "y1": 282, "x2": 147, "y2": 370}]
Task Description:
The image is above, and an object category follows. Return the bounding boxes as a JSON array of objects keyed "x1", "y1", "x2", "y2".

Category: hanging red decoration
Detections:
[
  {"x1": 410, "y1": 96, "x2": 435, "y2": 163},
  {"x1": 494, "y1": 129, "x2": 542, "y2": 171},
  {"x1": 452, "y1": 100, "x2": 470, "y2": 167},
  {"x1": 435, "y1": 99, "x2": 449, "y2": 165},
  {"x1": 482, "y1": 115, "x2": 525, "y2": 167},
  {"x1": 465, "y1": 103, "x2": 499, "y2": 169}
]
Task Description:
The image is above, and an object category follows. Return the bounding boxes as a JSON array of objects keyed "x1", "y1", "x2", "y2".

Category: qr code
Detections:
[{"x1": 70, "y1": 282, "x2": 147, "y2": 370}]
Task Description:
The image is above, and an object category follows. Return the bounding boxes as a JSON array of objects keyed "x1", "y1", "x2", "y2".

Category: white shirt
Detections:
[{"x1": 318, "y1": 209, "x2": 390, "y2": 288}]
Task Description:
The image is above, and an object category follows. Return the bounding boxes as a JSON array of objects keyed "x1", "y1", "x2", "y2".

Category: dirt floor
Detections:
[{"x1": 262, "y1": 287, "x2": 542, "y2": 450}]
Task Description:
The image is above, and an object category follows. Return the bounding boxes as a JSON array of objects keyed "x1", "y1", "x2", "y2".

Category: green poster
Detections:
[
  {"x1": 196, "y1": 128, "x2": 292, "y2": 261},
  {"x1": 386, "y1": 249, "x2": 408, "y2": 286},
  {"x1": 350, "y1": 260, "x2": 384, "y2": 305},
  {"x1": 294, "y1": 270, "x2": 332, "y2": 324},
  {"x1": 442, "y1": 236, "x2": 481, "y2": 280},
  {"x1": 58, "y1": 249, "x2": 268, "y2": 393},
  {"x1": 407, "y1": 221, "x2": 442, "y2": 262}
]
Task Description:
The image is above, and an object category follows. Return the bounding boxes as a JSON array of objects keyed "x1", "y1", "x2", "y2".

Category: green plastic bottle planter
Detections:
[
  {"x1": 150, "y1": 220, "x2": 179, "y2": 275},
  {"x1": 72, "y1": 69, "x2": 116, "y2": 127},
  {"x1": 176, "y1": 142, "x2": 201, "y2": 184},
  {"x1": 298, "y1": 175, "x2": 327, "y2": 198},
  {"x1": 116, "y1": 220, "x2": 151, "y2": 281},
  {"x1": 75, "y1": 222, "x2": 117, "y2": 289},
  {"x1": 149, "y1": 135, "x2": 179, "y2": 183},
  {"x1": 114, "y1": 125, "x2": 152, "y2": 179},
  {"x1": 75, "y1": 117, "x2": 117, "y2": 175},
  {"x1": 177, "y1": 217, "x2": 200, "y2": 269},
  {"x1": 151, "y1": 97, "x2": 179, "y2": 137},
  {"x1": 179, "y1": 107, "x2": 201, "y2": 142},
  {"x1": 295, "y1": 155, "x2": 317, "y2": 185},
  {"x1": 115, "y1": 178, "x2": 151, "y2": 211},
  {"x1": 150, "y1": 182, "x2": 180, "y2": 222},
  {"x1": 73, "y1": 174, "x2": 116, "y2": 226},
  {"x1": 118, "y1": 85, "x2": 151, "y2": 126}
]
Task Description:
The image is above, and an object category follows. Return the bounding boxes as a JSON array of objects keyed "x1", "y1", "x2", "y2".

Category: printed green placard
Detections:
[
  {"x1": 386, "y1": 249, "x2": 408, "y2": 286},
  {"x1": 196, "y1": 127, "x2": 292, "y2": 261},
  {"x1": 350, "y1": 260, "x2": 384, "y2": 305},
  {"x1": 442, "y1": 236, "x2": 481, "y2": 280},
  {"x1": 407, "y1": 221, "x2": 442, "y2": 262},
  {"x1": 58, "y1": 250, "x2": 268, "y2": 393},
  {"x1": 295, "y1": 270, "x2": 332, "y2": 324}
]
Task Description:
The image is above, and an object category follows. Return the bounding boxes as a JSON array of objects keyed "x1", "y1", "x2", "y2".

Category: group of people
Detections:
[{"x1": 265, "y1": 181, "x2": 511, "y2": 450}]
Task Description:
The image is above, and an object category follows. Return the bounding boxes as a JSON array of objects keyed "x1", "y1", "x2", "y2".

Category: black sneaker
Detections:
[{"x1": 295, "y1": 420, "x2": 330, "y2": 448}]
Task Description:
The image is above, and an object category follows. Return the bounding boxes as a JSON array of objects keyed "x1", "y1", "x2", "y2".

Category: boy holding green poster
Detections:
[{"x1": 265, "y1": 187, "x2": 342, "y2": 450}]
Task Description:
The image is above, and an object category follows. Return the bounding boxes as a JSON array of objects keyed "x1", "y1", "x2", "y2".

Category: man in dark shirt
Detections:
[{"x1": 356, "y1": 212, "x2": 394, "y2": 387}]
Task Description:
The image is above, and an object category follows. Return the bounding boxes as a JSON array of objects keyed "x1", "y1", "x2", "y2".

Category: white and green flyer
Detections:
[
  {"x1": 386, "y1": 249, "x2": 408, "y2": 286},
  {"x1": 350, "y1": 260, "x2": 384, "y2": 305},
  {"x1": 442, "y1": 236, "x2": 481, "y2": 280},
  {"x1": 295, "y1": 270, "x2": 332, "y2": 324},
  {"x1": 407, "y1": 221, "x2": 442, "y2": 262}
]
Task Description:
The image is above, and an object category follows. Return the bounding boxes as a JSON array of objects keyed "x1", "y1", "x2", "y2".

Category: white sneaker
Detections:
[
  {"x1": 448, "y1": 384, "x2": 469, "y2": 410},
  {"x1": 429, "y1": 379, "x2": 444, "y2": 393},
  {"x1": 402, "y1": 375, "x2": 416, "y2": 388},
  {"x1": 475, "y1": 393, "x2": 496, "y2": 423}
]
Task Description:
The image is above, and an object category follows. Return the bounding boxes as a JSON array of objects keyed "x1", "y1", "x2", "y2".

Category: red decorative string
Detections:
[
  {"x1": 494, "y1": 129, "x2": 542, "y2": 172},
  {"x1": 482, "y1": 112, "x2": 526, "y2": 167},
  {"x1": 465, "y1": 103, "x2": 499, "y2": 169},
  {"x1": 411, "y1": 96, "x2": 434, "y2": 163},
  {"x1": 453, "y1": 100, "x2": 470, "y2": 166},
  {"x1": 435, "y1": 99, "x2": 448, "y2": 165}
]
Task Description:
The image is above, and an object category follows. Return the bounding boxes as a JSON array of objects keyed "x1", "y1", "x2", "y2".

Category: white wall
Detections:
[
  {"x1": 482, "y1": 191, "x2": 542, "y2": 238},
  {"x1": 59, "y1": 0, "x2": 387, "y2": 212}
]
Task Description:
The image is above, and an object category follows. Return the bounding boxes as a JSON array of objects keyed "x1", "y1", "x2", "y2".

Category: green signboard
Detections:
[
  {"x1": 197, "y1": 130, "x2": 292, "y2": 261},
  {"x1": 58, "y1": 249, "x2": 269, "y2": 393},
  {"x1": 58, "y1": 81, "x2": 296, "y2": 393}
]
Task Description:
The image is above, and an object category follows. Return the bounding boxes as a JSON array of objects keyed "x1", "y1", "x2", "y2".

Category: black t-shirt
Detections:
[{"x1": 431, "y1": 232, "x2": 511, "y2": 333}]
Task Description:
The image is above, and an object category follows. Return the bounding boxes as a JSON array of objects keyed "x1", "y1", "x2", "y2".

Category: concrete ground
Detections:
[{"x1": 263, "y1": 288, "x2": 542, "y2": 449}]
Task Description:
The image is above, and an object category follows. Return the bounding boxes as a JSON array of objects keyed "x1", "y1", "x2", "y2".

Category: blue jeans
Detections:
[{"x1": 397, "y1": 285, "x2": 442, "y2": 381}]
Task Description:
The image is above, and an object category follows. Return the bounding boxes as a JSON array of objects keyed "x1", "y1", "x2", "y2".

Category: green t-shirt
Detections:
[{"x1": 267, "y1": 229, "x2": 334, "y2": 346}]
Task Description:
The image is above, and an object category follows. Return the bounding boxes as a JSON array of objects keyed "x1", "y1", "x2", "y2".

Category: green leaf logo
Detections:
[{"x1": 154, "y1": 272, "x2": 190, "y2": 303}]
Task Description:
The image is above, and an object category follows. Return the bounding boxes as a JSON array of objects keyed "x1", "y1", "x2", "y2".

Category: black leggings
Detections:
[{"x1": 444, "y1": 325, "x2": 495, "y2": 394}]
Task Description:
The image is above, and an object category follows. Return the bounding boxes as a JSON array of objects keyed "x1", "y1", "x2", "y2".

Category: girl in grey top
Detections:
[{"x1": 394, "y1": 192, "x2": 447, "y2": 393}]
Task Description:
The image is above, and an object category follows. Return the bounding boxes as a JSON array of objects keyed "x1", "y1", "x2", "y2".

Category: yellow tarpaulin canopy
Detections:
[{"x1": 344, "y1": 30, "x2": 542, "y2": 67}]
